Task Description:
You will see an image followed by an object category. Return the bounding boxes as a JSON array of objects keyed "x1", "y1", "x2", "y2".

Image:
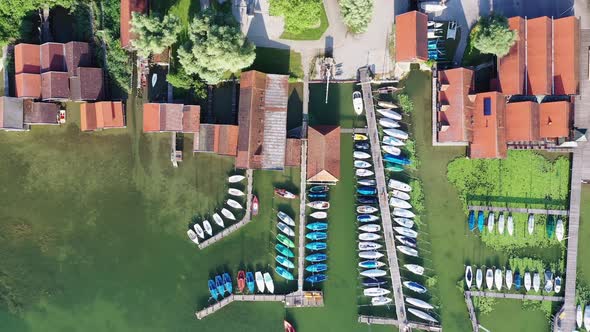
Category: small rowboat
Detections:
[
  {"x1": 363, "y1": 278, "x2": 387, "y2": 287},
  {"x1": 384, "y1": 154, "x2": 411, "y2": 165},
  {"x1": 498, "y1": 214, "x2": 505, "y2": 235},
  {"x1": 357, "y1": 205, "x2": 378, "y2": 214},
  {"x1": 307, "y1": 201, "x2": 330, "y2": 210},
  {"x1": 193, "y1": 223, "x2": 205, "y2": 239},
  {"x1": 376, "y1": 86, "x2": 400, "y2": 94},
  {"x1": 255, "y1": 271, "x2": 265, "y2": 293},
  {"x1": 284, "y1": 320, "x2": 296, "y2": 332},
  {"x1": 358, "y1": 179, "x2": 376, "y2": 186},
  {"x1": 386, "y1": 163, "x2": 405, "y2": 172},
  {"x1": 310, "y1": 211, "x2": 328, "y2": 219},
  {"x1": 360, "y1": 269, "x2": 387, "y2": 278},
  {"x1": 356, "y1": 169, "x2": 374, "y2": 177},
  {"x1": 353, "y1": 91, "x2": 364, "y2": 115},
  {"x1": 359, "y1": 260, "x2": 386, "y2": 268},
  {"x1": 305, "y1": 253, "x2": 327, "y2": 262},
  {"x1": 278, "y1": 211, "x2": 296, "y2": 226},
  {"x1": 528, "y1": 214, "x2": 535, "y2": 235},
  {"x1": 277, "y1": 234, "x2": 295, "y2": 248},
  {"x1": 465, "y1": 266, "x2": 473, "y2": 289},
  {"x1": 394, "y1": 217, "x2": 414, "y2": 228},
  {"x1": 390, "y1": 197, "x2": 412, "y2": 209},
  {"x1": 305, "y1": 242, "x2": 327, "y2": 251},
  {"x1": 359, "y1": 224, "x2": 381, "y2": 232},
  {"x1": 405, "y1": 264, "x2": 424, "y2": 275},
  {"x1": 221, "y1": 208, "x2": 236, "y2": 221},
  {"x1": 228, "y1": 175, "x2": 245, "y2": 183},
  {"x1": 533, "y1": 272, "x2": 540, "y2": 292},
  {"x1": 388, "y1": 179, "x2": 411, "y2": 192},
  {"x1": 403, "y1": 281, "x2": 427, "y2": 293},
  {"x1": 208, "y1": 279, "x2": 219, "y2": 300},
  {"x1": 379, "y1": 118, "x2": 400, "y2": 128},
  {"x1": 306, "y1": 222, "x2": 328, "y2": 231},
  {"x1": 275, "y1": 255, "x2": 295, "y2": 269},
  {"x1": 486, "y1": 269, "x2": 494, "y2": 290},
  {"x1": 252, "y1": 196, "x2": 259, "y2": 216},
  {"x1": 383, "y1": 135, "x2": 405, "y2": 146},
  {"x1": 408, "y1": 308, "x2": 438, "y2": 323},
  {"x1": 187, "y1": 229, "x2": 199, "y2": 244},
  {"x1": 364, "y1": 288, "x2": 391, "y2": 297},
  {"x1": 384, "y1": 128, "x2": 408, "y2": 140},
  {"x1": 223, "y1": 273, "x2": 233, "y2": 294},
  {"x1": 524, "y1": 272, "x2": 531, "y2": 291},
  {"x1": 228, "y1": 188, "x2": 245, "y2": 196},
  {"x1": 358, "y1": 196, "x2": 377, "y2": 204},
  {"x1": 377, "y1": 108, "x2": 402, "y2": 120},
  {"x1": 275, "y1": 188, "x2": 297, "y2": 199},
  {"x1": 487, "y1": 212, "x2": 494, "y2": 233},
  {"x1": 237, "y1": 270, "x2": 246, "y2": 293},
  {"x1": 556, "y1": 219, "x2": 564, "y2": 242},
  {"x1": 396, "y1": 235, "x2": 417, "y2": 248},
  {"x1": 372, "y1": 296, "x2": 393, "y2": 306},
  {"x1": 216, "y1": 275, "x2": 225, "y2": 296},
  {"x1": 378, "y1": 101, "x2": 398, "y2": 108},
  {"x1": 305, "y1": 274, "x2": 327, "y2": 284},
  {"x1": 382, "y1": 145, "x2": 401, "y2": 155},
  {"x1": 507, "y1": 215, "x2": 514, "y2": 236},
  {"x1": 203, "y1": 220, "x2": 213, "y2": 235},
  {"x1": 213, "y1": 213, "x2": 224, "y2": 227},
  {"x1": 263, "y1": 272, "x2": 275, "y2": 292},
  {"x1": 309, "y1": 185, "x2": 329, "y2": 193},
  {"x1": 355, "y1": 142, "x2": 370, "y2": 150},
  {"x1": 394, "y1": 227, "x2": 417, "y2": 238},
  {"x1": 354, "y1": 160, "x2": 372, "y2": 168},
  {"x1": 393, "y1": 208, "x2": 415, "y2": 218},
  {"x1": 476, "y1": 268, "x2": 483, "y2": 289},
  {"x1": 277, "y1": 222, "x2": 295, "y2": 237},
  {"x1": 306, "y1": 232, "x2": 327, "y2": 241},
  {"x1": 354, "y1": 134, "x2": 368, "y2": 141},
  {"x1": 397, "y1": 245, "x2": 418, "y2": 257},
  {"x1": 226, "y1": 199, "x2": 243, "y2": 210},
  {"x1": 577, "y1": 305, "x2": 583, "y2": 329},
  {"x1": 406, "y1": 297, "x2": 434, "y2": 310},
  {"x1": 275, "y1": 243, "x2": 295, "y2": 257},
  {"x1": 358, "y1": 214, "x2": 379, "y2": 222},
  {"x1": 358, "y1": 242, "x2": 382, "y2": 250},
  {"x1": 584, "y1": 305, "x2": 590, "y2": 330},
  {"x1": 306, "y1": 263, "x2": 327, "y2": 273},
  {"x1": 506, "y1": 269, "x2": 513, "y2": 290},
  {"x1": 359, "y1": 233, "x2": 381, "y2": 241},
  {"x1": 354, "y1": 151, "x2": 371, "y2": 159},
  {"x1": 359, "y1": 251, "x2": 384, "y2": 259}
]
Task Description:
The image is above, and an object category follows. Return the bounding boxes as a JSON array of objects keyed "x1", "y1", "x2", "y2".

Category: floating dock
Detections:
[
  {"x1": 467, "y1": 205, "x2": 568, "y2": 216},
  {"x1": 466, "y1": 290, "x2": 564, "y2": 302},
  {"x1": 358, "y1": 315, "x2": 442, "y2": 331}
]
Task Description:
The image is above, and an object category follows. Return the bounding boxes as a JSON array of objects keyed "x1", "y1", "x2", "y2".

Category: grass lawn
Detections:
[
  {"x1": 309, "y1": 83, "x2": 366, "y2": 128},
  {"x1": 576, "y1": 185, "x2": 590, "y2": 304},
  {"x1": 477, "y1": 299, "x2": 552, "y2": 331},
  {"x1": 150, "y1": 0, "x2": 200, "y2": 29},
  {"x1": 278, "y1": 4, "x2": 329, "y2": 41},
  {"x1": 248, "y1": 48, "x2": 304, "y2": 80}
]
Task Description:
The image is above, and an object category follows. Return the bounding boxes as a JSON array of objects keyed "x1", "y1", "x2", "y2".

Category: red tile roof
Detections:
[
  {"x1": 15, "y1": 73, "x2": 41, "y2": 99},
  {"x1": 40, "y1": 43, "x2": 66, "y2": 73},
  {"x1": 14, "y1": 44, "x2": 40, "y2": 74},
  {"x1": 505, "y1": 101, "x2": 540, "y2": 141},
  {"x1": 23, "y1": 100, "x2": 58, "y2": 124},
  {"x1": 285, "y1": 138, "x2": 301, "y2": 167},
  {"x1": 81, "y1": 101, "x2": 125, "y2": 131},
  {"x1": 307, "y1": 126, "x2": 340, "y2": 182},
  {"x1": 120, "y1": 0, "x2": 148, "y2": 48},
  {"x1": 194, "y1": 124, "x2": 239, "y2": 156},
  {"x1": 395, "y1": 11, "x2": 428, "y2": 62},
  {"x1": 142, "y1": 103, "x2": 160, "y2": 132},
  {"x1": 143, "y1": 103, "x2": 197, "y2": 133},
  {"x1": 41, "y1": 72, "x2": 70, "y2": 100},
  {"x1": 498, "y1": 17, "x2": 526, "y2": 95},
  {"x1": 182, "y1": 105, "x2": 200, "y2": 133},
  {"x1": 469, "y1": 92, "x2": 507, "y2": 159},
  {"x1": 553, "y1": 16, "x2": 580, "y2": 95},
  {"x1": 526, "y1": 17, "x2": 552, "y2": 95},
  {"x1": 539, "y1": 101, "x2": 571, "y2": 138},
  {"x1": 437, "y1": 68, "x2": 474, "y2": 143}
]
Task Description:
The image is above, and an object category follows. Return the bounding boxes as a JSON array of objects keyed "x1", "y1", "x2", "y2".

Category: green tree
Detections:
[
  {"x1": 177, "y1": 10, "x2": 255, "y2": 84},
  {"x1": 338, "y1": 0, "x2": 373, "y2": 34},
  {"x1": 167, "y1": 66, "x2": 207, "y2": 99},
  {"x1": 130, "y1": 12, "x2": 181, "y2": 58},
  {"x1": 269, "y1": 0, "x2": 322, "y2": 34},
  {"x1": 470, "y1": 14, "x2": 517, "y2": 58}
]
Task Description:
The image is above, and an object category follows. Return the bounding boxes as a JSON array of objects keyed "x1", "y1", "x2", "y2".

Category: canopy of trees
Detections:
[
  {"x1": 470, "y1": 14, "x2": 517, "y2": 58},
  {"x1": 177, "y1": 11, "x2": 255, "y2": 84},
  {"x1": 130, "y1": 12, "x2": 181, "y2": 58},
  {"x1": 338, "y1": 0, "x2": 373, "y2": 34},
  {"x1": 269, "y1": 0, "x2": 323, "y2": 35}
]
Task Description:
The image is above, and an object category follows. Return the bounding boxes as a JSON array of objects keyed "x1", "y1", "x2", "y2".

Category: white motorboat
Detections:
[
  {"x1": 354, "y1": 151, "x2": 371, "y2": 159},
  {"x1": 278, "y1": 211, "x2": 296, "y2": 226},
  {"x1": 408, "y1": 308, "x2": 438, "y2": 323},
  {"x1": 382, "y1": 145, "x2": 401, "y2": 155},
  {"x1": 393, "y1": 208, "x2": 416, "y2": 218},
  {"x1": 377, "y1": 108, "x2": 402, "y2": 120},
  {"x1": 310, "y1": 211, "x2": 328, "y2": 219},
  {"x1": 226, "y1": 198, "x2": 243, "y2": 210},
  {"x1": 228, "y1": 175, "x2": 245, "y2": 183},
  {"x1": 476, "y1": 268, "x2": 483, "y2": 289},
  {"x1": 357, "y1": 205, "x2": 378, "y2": 214},
  {"x1": 397, "y1": 245, "x2": 418, "y2": 257},
  {"x1": 505, "y1": 269, "x2": 513, "y2": 290},
  {"x1": 554, "y1": 276, "x2": 562, "y2": 293},
  {"x1": 255, "y1": 271, "x2": 265, "y2": 293},
  {"x1": 391, "y1": 190, "x2": 411, "y2": 200},
  {"x1": 359, "y1": 224, "x2": 381, "y2": 232},
  {"x1": 371, "y1": 296, "x2": 393, "y2": 306},
  {"x1": 405, "y1": 264, "x2": 425, "y2": 275},
  {"x1": 524, "y1": 272, "x2": 532, "y2": 291},
  {"x1": 263, "y1": 272, "x2": 274, "y2": 293},
  {"x1": 485, "y1": 269, "x2": 494, "y2": 290},
  {"x1": 359, "y1": 233, "x2": 381, "y2": 241},
  {"x1": 377, "y1": 101, "x2": 398, "y2": 108},
  {"x1": 528, "y1": 214, "x2": 535, "y2": 235},
  {"x1": 383, "y1": 135, "x2": 405, "y2": 146},
  {"x1": 584, "y1": 305, "x2": 590, "y2": 331},
  {"x1": 533, "y1": 272, "x2": 540, "y2": 292},
  {"x1": 203, "y1": 220, "x2": 213, "y2": 236},
  {"x1": 213, "y1": 213, "x2": 224, "y2": 227},
  {"x1": 379, "y1": 118, "x2": 400, "y2": 128},
  {"x1": 356, "y1": 169, "x2": 374, "y2": 177},
  {"x1": 406, "y1": 297, "x2": 434, "y2": 310},
  {"x1": 507, "y1": 215, "x2": 514, "y2": 236},
  {"x1": 360, "y1": 269, "x2": 387, "y2": 278},
  {"x1": 359, "y1": 242, "x2": 382, "y2": 250},
  {"x1": 221, "y1": 208, "x2": 236, "y2": 221},
  {"x1": 277, "y1": 222, "x2": 295, "y2": 237},
  {"x1": 465, "y1": 266, "x2": 473, "y2": 289},
  {"x1": 193, "y1": 223, "x2": 205, "y2": 239},
  {"x1": 383, "y1": 128, "x2": 409, "y2": 140},
  {"x1": 556, "y1": 219, "x2": 565, "y2": 242},
  {"x1": 393, "y1": 217, "x2": 414, "y2": 228},
  {"x1": 498, "y1": 214, "x2": 505, "y2": 235},
  {"x1": 359, "y1": 251, "x2": 384, "y2": 259},
  {"x1": 390, "y1": 197, "x2": 412, "y2": 209},
  {"x1": 494, "y1": 268, "x2": 503, "y2": 291},
  {"x1": 187, "y1": 229, "x2": 199, "y2": 244},
  {"x1": 358, "y1": 179, "x2": 376, "y2": 186},
  {"x1": 228, "y1": 188, "x2": 245, "y2": 196},
  {"x1": 388, "y1": 179, "x2": 412, "y2": 192},
  {"x1": 354, "y1": 160, "x2": 372, "y2": 168},
  {"x1": 577, "y1": 304, "x2": 583, "y2": 329},
  {"x1": 307, "y1": 201, "x2": 330, "y2": 210},
  {"x1": 364, "y1": 288, "x2": 391, "y2": 297},
  {"x1": 487, "y1": 212, "x2": 495, "y2": 233},
  {"x1": 352, "y1": 91, "x2": 364, "y2": 115},
  {"x1": 393, "y1": 226, "x2": 418, "y2": 238}
]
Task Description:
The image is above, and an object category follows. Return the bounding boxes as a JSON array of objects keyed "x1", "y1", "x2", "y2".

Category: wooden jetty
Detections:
[
  {"x1": 466, "y1": 291, "x2": 564, "y2": 302},
  {"x1": 464, "y1": 292, "x2": 479, "y2": 332},
  {"x1": 358, "y1": 315, "x2": 443, "y2": 331},
  {"x1": 467, "y1": 205, "x2": 568, "y2": 216},
  {"x1": 359, "y1": 67, "x2": 408, "y2": 330},
  {"x1": 198, "y1": 169, "x2": 254, "y2": 249},
  {"x1": 297, "y1": 138, "x2": 308, "y2": 291},
  {"x1": 341, "y1": 127, "x2": 368, "y2": 134}
]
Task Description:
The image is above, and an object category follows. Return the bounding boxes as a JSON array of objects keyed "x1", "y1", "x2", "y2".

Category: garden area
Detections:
[{"x1": 269, "y1": 0, "x2": 329, "y2": 40}]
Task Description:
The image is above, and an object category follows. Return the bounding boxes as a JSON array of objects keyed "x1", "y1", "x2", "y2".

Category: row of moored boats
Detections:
[
  {"x1": 273, "y1": 188, "x2": 299, "y2": 281},
  {"x1": 304, "y1": 185, "x2": 331, "y2": 284},
  {"x1": 468, "y1": 211, "x2": 565, "y2": 241},
  {"x1": 208, "y1": 270, "x2": 275, "y2": 301},
  {"x1": 464, "y1": 265, "x2": 562, "y2": 293}
]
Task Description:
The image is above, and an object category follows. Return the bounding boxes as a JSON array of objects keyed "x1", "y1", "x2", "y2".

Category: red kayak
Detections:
[
  {"x1": 284, "y1": 320, "x2": 295, "y2": 332},
  {"x1": 237, "y1": 270, "x2": 246, "y2": 293},
  {"x1": 252, "y1": 195, "x2": 259, "y2": 216}
]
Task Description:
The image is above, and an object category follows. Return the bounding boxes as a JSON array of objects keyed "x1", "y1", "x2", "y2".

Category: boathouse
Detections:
[
  {"x1": 395, "y1": 11, "x2": 428, "y2": 63},
  {"x1": 307, "y1": 126, "x2": 340, "y2": 183},
  {"x1": 193, "y1": 124, "x2": 239, "y2": 156}
]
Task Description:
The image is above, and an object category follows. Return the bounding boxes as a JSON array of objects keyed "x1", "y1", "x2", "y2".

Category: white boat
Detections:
[
  {"x1": 556, "y1": 219, "x2": 565, "y2": 242},
  {"x1": 544, "y1": 271, "x2": 553, "y2": 293},
  {"x1": 577, "y1": 305, "x2": 583, "y2": 329},
  {"x1": 388, "y1": 179, "x2": 412, "y2": 192},
  {"x1": 364, "y1": 288, "x2": 391, "y2": 297},
  {"x1": 307, "y1": 201, "x2": 330, "y2": 210},
  {"x1": 360, "y1": 269, "x2": 387, "y2": 278},
  {"x1": 505, "y1": 269, "x2": 513, "y2": 290},
  {"x1": 533, "y1": 272, "x2": 540, "y2": 292},
  {"x1": 383, "y1": 128, "x2": 408, "y2": 140},
  {"x1": 528, "y1": 214, "x2": 535, "y2": 235},
  {"x1": 405, "y1": 264, "x2": 425, "y2": 275},
  {"x1": 396, "y1": 235, "x2": 416, "y2": 248},
  {"x1": 554, "y1": 276, "x2": 561, "y2": 293},
  {"x1": 358, "y1": 179, "x2": 376, "y2": 186},
  {"x1": 187, "y1": 229, "x2": 199, "y2": 244},
  {"x1": 358, "y1": 214, "x2": 379, "y2": 222},
  {"x1": 391, "y1": 190, "x2": 411, "y2": 201},
  {"x1": 394, "y1": 217, "x2": 414, "y2": 228},
  {"x1": 255, "y1": 271, "x2": 265, "y2": 293},
  {"x1": 494, "y1": 268, "x2": 503, "y2": 291},
  {"x1": 354, "y1": 160, "x2": 372, "y2": 168},
  {"x1": 228, "y1": 175, "x2": 245, "y2": 183},
  {"x1": 193, "y1": 223, "x2": 205, "y2": 239},
  {"x1": 379, "y1": 118, "x2": 400, "y2": 128},
  {"x1": 476, "y1": 268, "x2": 483, "y2": 289},
  {"x1": 377, "y1": 101, "x2": 398, "y2": 108},
  {"x1": 277, "y1": 222, "x2": 295, "y2": 237},
  {"x1": 465, "y1": 266, "x2": 473, "y2": 289},
  {"x1": 278, "y1": 211, "x2": 296, "y2": 226},
  {"x1": 354, "y1": 151, "x2": 371, "y2": 159},
  {"x1": 382, "y1": 145, "x2": 401, "y2": 155},
  {"x1": 393, "y1": 227, "x2": 418, "y2": 238},
  {"x1": 359, "y1": 260, "x2": 386, "y2": 268},
  {"x1": 226, "y1": 198, "x2": 243, "y2": 210},
  {"x1": 151, "y1": 73, "x2": 158, "y2": 87},
  {"x1": 213, "y1": 213, "x2": 224, "y2": 227},
  {"x1": 228, "y1": 188, "x2": 245, "y2": 196},
  {"x1": 584, "y1": 305, "x2": 590, "y2": 330},
  {"x1": 428, "y1": 21, "x2": 444, "y2": 28},
  {"x1": 403, "y1": 281, "x2": 427, "y2": 293},
  {"x1": 263, "y1": 272, "x2": 274, "y2": 293},
  {"x1": 408, "y1": 308, "x2": 438, "y2": 323},
  {"x1": 221, "y1": 208, "x2": 236, "y2": 221},
  {"x1": 352, "y1": 91, "x2": 364, "y2": 115},
  {"x1": 377, "y1": 108, "x2": 402, "y2": 120},
  {"x1": 358, "y1": 242, "x2": 382, "y2": 250},
  {"x1": 406, "y1": 297, "x2": 434, "y2": 310},
  {"x1": 397, "y1": 245, "x2": 418, "y2": 257},
  {"x1": 485, "y1": 269, "x2": 494, "y2": 290},
  {"x1": 421, "y1": 2, "x2": 447, "y2": 13},
  {"x1": 524, "y1": 272, "x2": 531, "y2": 291},
  {"x1": 390, "y1": 197, "x2": 412, "y2": 209},
  {"x1": 371, "y1": 296, "x2": 393, "y2": 306},
  {"x1": 359, "y1": 224, "x2": 381, "y2": 232},
  {"x1": 393, "y1": 208, "x2": 415, "y2": 218},
  {"x1": 359, "y1": 251, "x2": 384, "y2": 259},
  {"x1": 507, "y1": 215, "x2": 514, "y2": 236},
  {"x1": 203, "y1": 220, "x2": 213, "y2": 236},
  {"x1": 310, "y1": 212, "x2": 328, "y2": 219},
  {"x1": 498, "y1": 214, "x2": 505, "y2": 235},
  {"x1": 356, "y1": 169, "x2": 374, "y2": 177},
  {"x1": 383, "y1": 135, "x2": 405, "y2": 146},
  {"x1": 359, "y1": 233, "x2": 381, "y2": 241},
  {"x1": 487, "y1": 212, "x2": 495, "y2": 233},
  {"x1": 357, "y1": 206, "x2": 378, "y2": 214}
]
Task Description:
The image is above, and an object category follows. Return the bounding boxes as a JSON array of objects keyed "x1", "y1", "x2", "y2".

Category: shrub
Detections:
[
  {"x1": 338, "y1": 0, "x2": 373, "y2": 34},
  {"x1": 470, "y1": 14, "x2": 517, "y2": 58},
  {"x1": 269, "y1": 0, "x2": 323, "y2": 34}
]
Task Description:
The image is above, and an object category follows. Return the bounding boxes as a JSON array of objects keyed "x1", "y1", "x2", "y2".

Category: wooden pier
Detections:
[
  {"x1": 466, "y1": 291, "x2": 564, "y2": 302},
  {"x1": 297, "y1": 138, "x2": 308, "y2": 291},
  {"x1": 467, "y1": 205, "x2": 568, "y2": 216},
  {"x1": 358, "y1": 315, "x2": 443, "y2": 331},
  {"x1": 341, "y1": 127, "x2": 368, "y2": 134},
  {"x1": 464, "y1": 292, "x2": 479, "y2": 332},
  {"x1": 198, "y1": 169, "x2": 254, "y2": 249},
  {"x1": 359, "y1": 67, "x2": 408, "y2": 330}
]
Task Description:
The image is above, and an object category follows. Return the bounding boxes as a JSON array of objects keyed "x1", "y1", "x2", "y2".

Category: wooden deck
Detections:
[
  {"x1": 297, "y1": 138, "x2": 308, "y2": 291},
  {"x1": 464, "y1": 292, "x2": 479, "y2": 332},
  {"x1": 467, "y1": 205, "x2": 569, "y2": 216},
  {"x1": 466, "y1": 291, "x2": 564, "y2": 302},
  {"x1": 341, "y1": 128, "x2": 368, "y2": 134},
  {"x1": 358, "y1": 315, "x2": 443, "y2": 331}
]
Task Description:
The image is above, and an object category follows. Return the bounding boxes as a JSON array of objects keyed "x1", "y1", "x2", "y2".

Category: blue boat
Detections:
[
  {"x1": 468, "y1": 210, "x2": 475, "y2": 231},
  {"x1": 208, "y1": 279, "x2": 219, "y2": 300},
  {"x1": 477, "y1": 211, "x2": 484, "y2": 232},
  {"x1": 357, "y1": 196, "x2": 378, "y2": 204},
  {"x1": 276, "y1": 243, "x2": 295, "y2": 257},
  {"x1": 306, "y1": 263, "x2": 328, "y2": 273},
  {"x1": 305, "y1": 274, "x2": 327, "y2": 284},
  {"x1": 308, "y1": 192, "x2": 328, "y2": 199},
  {"x1": 514, "y1": 272, "x2": 521, "y2": 290},
  {"x1": 306, "y1": 232, "x2": 327, "y2": 240},
  {"x1": 215, "y1": 275, "x2": 225, "y2": 296},
  {"x1": 355, "y1": 142, "x2": 370, "y2": 150},
  {"x1": 307, "y1": 222, "x2": 328, "y2": 231},
  {"x1": 305, "y1": 242, "x2": 327, "y2": 251},
  {"x1": 362, "y1": 277, "x2": 387, "y2": 287},
  {"x1": 309, "y1": 185, "x2": 329, "y2": 193},
  {"x1": 357, "y1": 186, "x2": 377, "y2": 195},
  {"x1": 359, "y1": 260, "x2": 384, "y2": 269},
  {"x1": 223, "y1": 273, "x2": 233, "y2": 294},
  {"x1": 246, "y1": 272, "x2": 255, "y2": 293},
  {"x1": 357, "y1": 214, "x2": 379, "y2": 223},
  {"x1": 383, "y1": 153, "x2": 411, "y2": 165},
  {"x1": 275, "y1": 266, "x2": 294, "y2": 280},
  {"x1": 306, "y1": 253, "x2": 327, "y2": 262}
]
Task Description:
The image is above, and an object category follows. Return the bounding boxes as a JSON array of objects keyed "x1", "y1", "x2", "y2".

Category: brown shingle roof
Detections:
[
  {"x1": 143, "y1": 103, "x2": 198, "y2": 133},
  {"x1": 395, "y1": 11, "x2": 428, "y2": 62},
  {"x1": 15, "y1": 73, "x2": 41, "y2": 99},
  {"x1": 65, "y1": 41, "x2": 92, "y2": 76},
  {"x1": 307, "y1": 126, "x2": 340, "y2": 182},
  {"x1": 539, "y1": 101, "x2": 571, "y2": 138},
  {"x1": 505, "y1": 101, "x2": 540, "y2": 141},
  {"x1": 182, "y1": 105, "x2": 200, "y2": 133},
  {"x1": 161, "y1": 103, "x2": 183, "y2": 131},
  {"x1": 285, "y1": 138, "x2": 301, "y2": 167},
  {"x1": 553, "y1": 16, "x2": 580, "y2": 95},
  {"x1": 40, "y1": 43, "x2": 66, "y2": 73},
  {"x1": 498, "y1": 17, "x2": 526, "y2": 95},
  {"x1": 23, "y1": 100, "x2": 58, "y2": 124},
  {"x1": 469, "y1": 92, "x2": 507, "y2": 159},
  {"x1": 194, "y1": 124, "x2": 238, "y2": 156},
  {"x1": 121, "y1": 0, "x2": 148, "y2": 48},
  {"x1": 14, "y1": 44, "x2": 40, "y2": 74},
  {"x1": 71, "y1": 67, "x2": 104, "y2": 101},
  {"x1": 41, "y1": 72, "x2": 70, "y2": 100},
  {"x1": 437, "y1": 68, "x2": 474, "y2": 143},
  {"x1": 526, "y1": 17, "x2": 552, "y2": 95}
]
